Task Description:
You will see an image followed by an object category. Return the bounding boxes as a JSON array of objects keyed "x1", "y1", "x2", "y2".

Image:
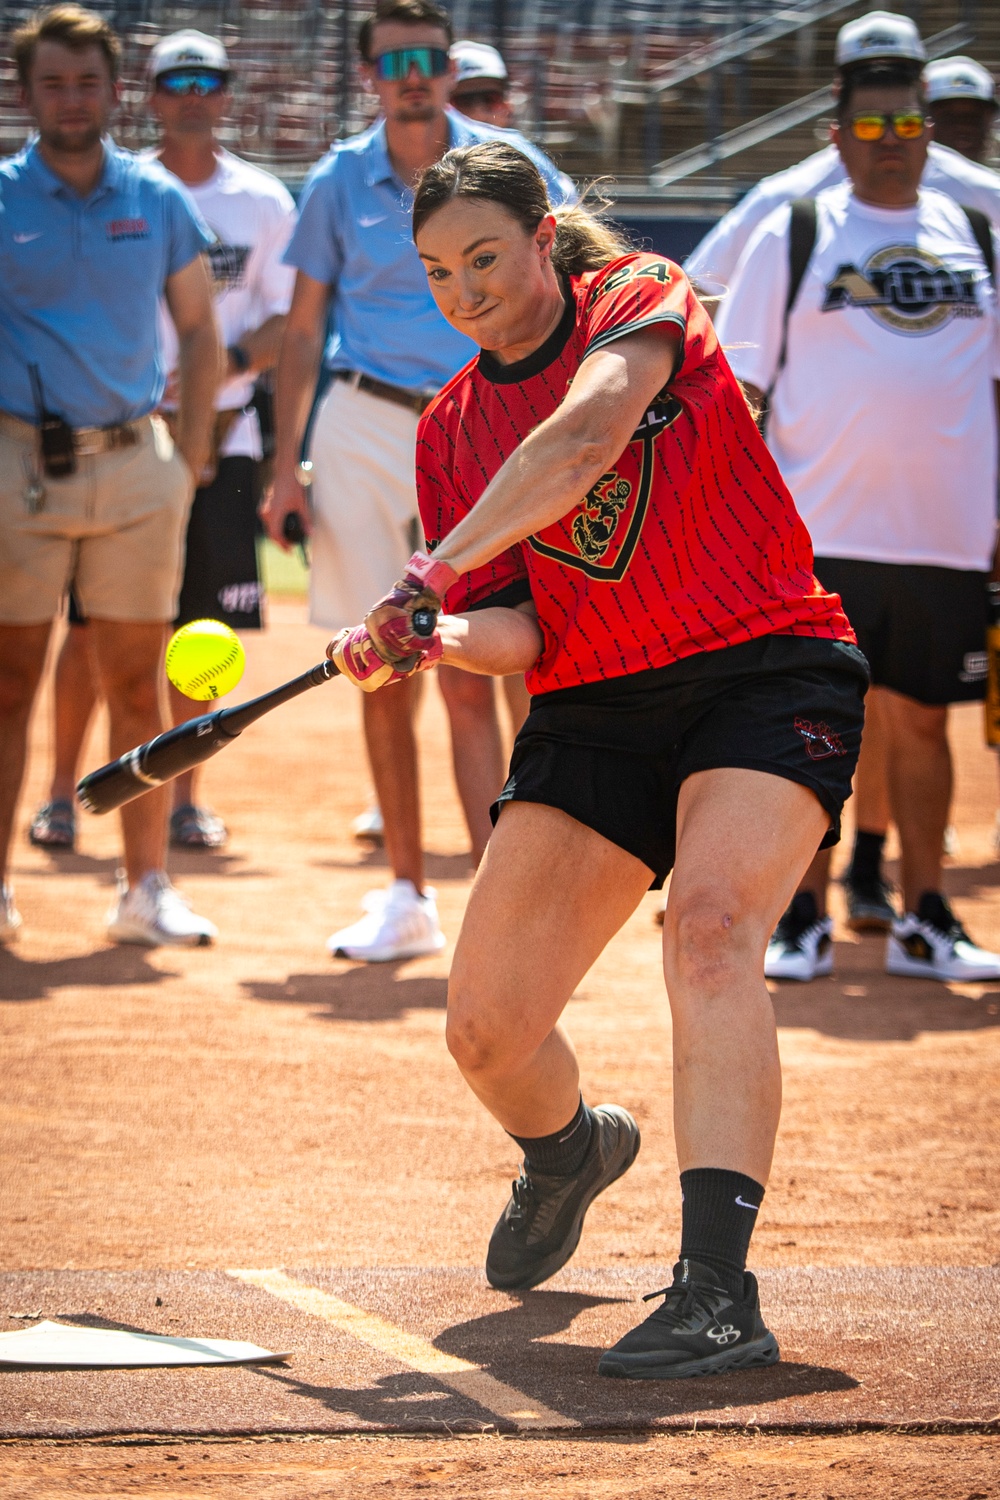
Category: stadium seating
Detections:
[{"x1": 0, "y1": 1, "x2": 996, "y2": 206}]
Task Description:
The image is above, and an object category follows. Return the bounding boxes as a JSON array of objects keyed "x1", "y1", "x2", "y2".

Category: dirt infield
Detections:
[{"x1": 2, "y1": 601, "x2": 999, "y2": 1494}]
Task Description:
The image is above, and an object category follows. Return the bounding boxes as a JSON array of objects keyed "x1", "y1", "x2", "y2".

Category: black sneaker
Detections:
[
  {"x1": 764, "y1": 891, "x2": 833, "y2": 981},
  {"x1": 597, "y1": 1258, "x2": 779, "y2": 1380},
  {"x1": 843, "y1": 875, "x2": 896, "y2": 932},
  {"x1": 486, "y1": 1104, "x2": 640, "y2": 1291}
]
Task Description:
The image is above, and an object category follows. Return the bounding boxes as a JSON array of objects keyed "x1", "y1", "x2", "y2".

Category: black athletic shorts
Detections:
[
  {"x1": 813, "y1": 557, "x2": 989, "y2": 706},
  {"x1": 492, "y1": 635, "x2": 869, "y2": 888},
  {"x1": 174, "y1": 456, "x2": 264, "y2": 630}
]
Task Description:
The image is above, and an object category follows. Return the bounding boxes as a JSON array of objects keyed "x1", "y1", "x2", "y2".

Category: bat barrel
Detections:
[
  {"x1": 77, "y1": 712, "x2": 235, "y2": 814},
  {"x1": 77, "y1": 660, "x2": 339, "y2": 815}
]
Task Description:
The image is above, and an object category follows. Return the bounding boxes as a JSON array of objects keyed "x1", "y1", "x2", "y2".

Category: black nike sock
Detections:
[
  {"x1": 678, "y1": 1168, "x2": 765, "y2": 1299},
  {"x1": 847, "y1": 828, "x2": 886, "y2": 886},
  {"x1": 511, "y1": 1097, "x2": 594, "y2": 1177}
]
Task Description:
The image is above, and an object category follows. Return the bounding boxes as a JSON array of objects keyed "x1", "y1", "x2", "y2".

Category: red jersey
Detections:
[{"x1": 417, "y1": 252, "x2": 854, "y2": 694}]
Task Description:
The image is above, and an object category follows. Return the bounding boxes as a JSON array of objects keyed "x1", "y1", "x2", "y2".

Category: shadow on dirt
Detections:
[
  {"x1": 242, "y1": 962, "x2": 447, "y2": 1022},
  {"x1": 0, "y1": 945, "x2": 177, "y2": 1002},
  {"x1": 312, "y1": 849, "x2": 473, "y2": 881},
  {"x1": 769, "y1": 933, "x2": 1000, "y2": 1041},
  {"x1": 253, "y1": 1287, "x2": 857, "y2": 1430}
]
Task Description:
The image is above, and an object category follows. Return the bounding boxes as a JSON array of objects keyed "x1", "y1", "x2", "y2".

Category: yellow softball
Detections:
[{"x1": 165, "y1": 619, "x2": 245, "y2": 701}]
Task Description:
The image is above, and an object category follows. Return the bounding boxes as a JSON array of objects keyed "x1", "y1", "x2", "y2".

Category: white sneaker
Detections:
[
  {"x1": 1, "y1": 883, "x2": 22, "y2": 944},
  {"x1": 106, "y1": 871, "x2": 217, "y2": 948},
  {"x1": 886, "y1": 896, "x2": 1000, "y2": 982},
  {"x1": 764, "y1": 894, "x2": 834, "y2": 981},
  {"x1": 351, "y1": 803, "x2": 384, "y2": 845},
  {"x1": 327, "y1": 879, "x2": 446, "y2": 962}
]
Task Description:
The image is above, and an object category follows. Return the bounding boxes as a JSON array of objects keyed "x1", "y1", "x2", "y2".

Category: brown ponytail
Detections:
[{"x1": 412, "y1": 141, "x2": 631, "y2": 277}]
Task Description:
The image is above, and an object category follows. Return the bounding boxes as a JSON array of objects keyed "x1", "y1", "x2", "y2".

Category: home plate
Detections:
[{"x1": 0, "y1": 1320, "x2": 289, "y2": 1369}]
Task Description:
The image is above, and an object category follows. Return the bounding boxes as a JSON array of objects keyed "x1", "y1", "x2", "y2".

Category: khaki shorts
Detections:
[
  {"x1": 308, "y1": 379, "x2": 422, "y2": 630},
  {"x1": 0, "y1": 415, "x2": 194, "y2": 625}
]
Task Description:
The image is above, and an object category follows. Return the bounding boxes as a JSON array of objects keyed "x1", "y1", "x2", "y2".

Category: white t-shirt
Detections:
[
  {"x1": 686, "y1": 142, "x2": 1000, "y2": 287},
  {"x1": 157, "y1": 150, "x2": 295, "y2": 458},
  {"x1": 715, "y1": 183, "x2": 1000, "y2": 570}
]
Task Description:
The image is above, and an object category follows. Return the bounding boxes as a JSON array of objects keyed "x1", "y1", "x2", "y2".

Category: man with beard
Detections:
[
  {"x1": 263, "y1": 0, "x2": 573, "y2": 962},
  {"x1": 0, "y1": 4, "x2": 220, "y2": 946}
]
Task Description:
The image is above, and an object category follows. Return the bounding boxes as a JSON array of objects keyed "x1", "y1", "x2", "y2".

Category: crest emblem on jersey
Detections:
[
  {"x1": 528, "y1": 395, "x2": 681, "y2": 580},
  {"x1": 821, "y1": 245, "x2": 981, "y2": 334}
]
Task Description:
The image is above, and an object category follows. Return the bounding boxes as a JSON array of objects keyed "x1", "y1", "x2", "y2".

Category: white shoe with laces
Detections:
[
  {"x1": 327, "y1": 879, "x2": 446, "y2": 962},
  {"x1": 886, "y1": 894, "x2": 1000, "y2": 982},
  {"x1": 1, "y1": 883, "x2": 22, "y2": 944},
  {"x1": 106, "y1": 871, "x2": 217, "y2": 947}
]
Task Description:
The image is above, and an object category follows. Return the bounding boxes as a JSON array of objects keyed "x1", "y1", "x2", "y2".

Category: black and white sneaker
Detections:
[
  {"x1": 597, "y1": 1258, "x2": 779, "y2": 1381},
  {"x1": 486, "y1": 1104, "x2": 640, "y2": 1291},
  {"x1": 843, "y1": 875, "x2": 896, "y2": 933},
  {"x1": 886, "y1": 892, "x2": 1000, "y2": 982},
  {"x1": 764, "y1": 892, "x2": 833, "y2": 981}
]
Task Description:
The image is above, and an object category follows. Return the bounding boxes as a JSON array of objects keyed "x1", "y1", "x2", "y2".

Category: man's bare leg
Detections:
[
  {"x1": 880, "y1": 688, "x2": 951, "y2": 913},
  {"x1": 88, "y1": 619, "x2": 171, "y2": 888},
  {"x1": 362, "y1": 675, "x2": 423, "y2": 891},
  {"x1": 48, "y1": 622, "x2": 100, "y2": 803},
  {"x1": 0, "y1": 622, "x2": 54, "y2": 888},
  {"x1": 438, "y1": 664, "x2": 505, "y2": 865}
]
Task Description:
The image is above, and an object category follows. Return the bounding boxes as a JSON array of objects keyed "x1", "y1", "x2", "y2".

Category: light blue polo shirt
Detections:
[
  {"x1": 0, "y1": 140, "x2": 213, "y2": 428},
  {"x1": 284, "y1": 109, "x2": 576, "y2": 390}
]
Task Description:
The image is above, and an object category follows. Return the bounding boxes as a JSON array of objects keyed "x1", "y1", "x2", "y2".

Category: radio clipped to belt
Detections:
[{"x1": 29, "y1": 364, "x2": 76, "y2": 480}]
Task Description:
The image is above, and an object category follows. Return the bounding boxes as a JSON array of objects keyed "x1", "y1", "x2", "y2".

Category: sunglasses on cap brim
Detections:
[
  {"x1": 156, "y1": 69, "x2": 228, "y2": 96},
  {"x1": 372, "y1": 47, "x2": 450, "y2": 81},
  {"x1": 849, "y1": 110, "x2": 927, "y2": 141}
]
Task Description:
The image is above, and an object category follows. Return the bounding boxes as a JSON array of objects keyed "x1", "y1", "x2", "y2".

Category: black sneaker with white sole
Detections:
[
  {"x1": 886, "y1": 891, "x2": 1000, "y2": 982},
  {"x1": 597, "y1": 1258, "x2": 779, "y2": 1381},
  {"x1": 843, "y1": 875, "x2": 896, "y2": 933},
  {"x1": 486, "y1": 1104, "x2": 640, "y2": 1291},
  {"x1": 764, "y1": 891, "x2": 833, "y2": 981}
]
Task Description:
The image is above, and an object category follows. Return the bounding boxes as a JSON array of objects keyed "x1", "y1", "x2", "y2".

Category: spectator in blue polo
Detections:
[
  {"x1": 263, "y1": 0, "x2": 573, "y2": 965},
  {"x1": 0, "y1": 3, "x2": 222, "y2": 948}
]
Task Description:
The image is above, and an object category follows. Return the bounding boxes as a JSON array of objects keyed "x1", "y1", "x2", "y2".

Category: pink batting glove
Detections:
[
  {"x1": 328, "y1": 622, "x2": 442, "y2": 692},
  {"x1": 365, "y1": 552, "x2": 457, "y2": 670}
]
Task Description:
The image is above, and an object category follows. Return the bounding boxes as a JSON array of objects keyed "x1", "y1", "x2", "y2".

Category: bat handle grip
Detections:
[{"x1": 412, "y1": 607, "x2": 438, "y2": 638}]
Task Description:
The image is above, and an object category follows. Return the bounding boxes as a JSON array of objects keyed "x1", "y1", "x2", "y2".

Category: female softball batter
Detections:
[{"x1": 329, "y1": 142, "x2": 866, "y2": 1381}]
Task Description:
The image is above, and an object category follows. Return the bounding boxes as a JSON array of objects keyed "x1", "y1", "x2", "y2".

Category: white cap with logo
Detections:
[
  {"x1": 451, "y1": 40, "x2": 508, "y2": 86},
  {"x1": 924, "y1": 56, "x2": 996, "y2": 105},
  {"x1": 149, "y1": 29, "x2": 230, "y2": 80},
  {"x1": 835, "y1": 10, "x2": 925, "y2": 68}
]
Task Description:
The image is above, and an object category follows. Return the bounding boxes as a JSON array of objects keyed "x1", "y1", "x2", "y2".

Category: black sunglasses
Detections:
[
  {"x1": 157, "y1": 69, "x2": 227, "y2": 97},
  {"x1": 372, "y1": 47, "x2": 450, "y2": 81},
  {"x1": 453, "y1": 87, "x2": 507, "y2": 108}
]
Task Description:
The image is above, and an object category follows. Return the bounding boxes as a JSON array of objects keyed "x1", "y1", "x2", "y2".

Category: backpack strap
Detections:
[
  {"x1": 761, "y1": 197, "x2": 818, "y2": 434},
  {"x1": 961, "y1": 204, "x2": 995, "y2": 287}
]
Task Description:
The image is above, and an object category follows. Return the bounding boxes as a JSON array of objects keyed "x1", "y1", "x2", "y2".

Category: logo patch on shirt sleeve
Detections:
[{"x1": 106, "y1": 217, "x2": 151, "y2": 241}]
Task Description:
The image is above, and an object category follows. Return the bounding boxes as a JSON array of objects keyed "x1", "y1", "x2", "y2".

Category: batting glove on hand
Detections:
[
  {"x1": 365, "y1": 552, "x2": 457, "y2": 670},
  {"x1": 328, "y1": 622, "x2": 442, "y2": 692}
]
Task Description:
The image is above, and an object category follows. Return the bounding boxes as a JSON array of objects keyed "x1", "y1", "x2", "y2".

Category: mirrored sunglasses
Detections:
[
  {"x1": 373, "y1": 47, "x2": 449, "y2": 81},
  {"x1": 157, "y1": 69, "x2": 227, "y2": 97},
  {"x1": 850, "y1": 110, "x2": 926, "y2": 142}
]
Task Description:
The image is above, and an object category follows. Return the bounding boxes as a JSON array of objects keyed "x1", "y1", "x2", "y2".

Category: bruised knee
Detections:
[
  {"x1": 664, "y1": 884, "x2": 762, "y2": 989},
  {"x1": 446, "y1": 981, "x2": 526, "y2": 1082}
]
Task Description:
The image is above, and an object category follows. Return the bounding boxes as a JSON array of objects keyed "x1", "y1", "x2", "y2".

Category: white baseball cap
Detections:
[
  {"x1": 835, "y1": 11, "x2": 925, "y2": 68},
  {"x1": 451, "y1": 40, "x2": 508, "y2": 87},
  {"x1": 924, "y1": 56, "x2": 996, "y2": 105},
  {"x1": 149, "y1": 30, "x2": 230, "y2": 80}
]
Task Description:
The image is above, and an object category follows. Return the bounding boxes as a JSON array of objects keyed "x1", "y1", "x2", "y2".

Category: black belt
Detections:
[{"x1": 333, "y1": 369, "x2": 437, "y2": 416}]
